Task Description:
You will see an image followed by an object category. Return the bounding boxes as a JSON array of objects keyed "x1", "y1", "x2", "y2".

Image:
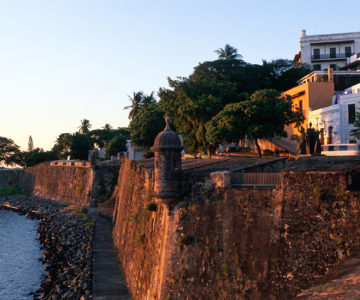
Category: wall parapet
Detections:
[{"x1": 49, "y1": 160, "x2": 91, "y2": 168}]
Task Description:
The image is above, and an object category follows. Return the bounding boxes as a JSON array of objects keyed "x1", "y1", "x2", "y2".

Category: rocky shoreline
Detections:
[{"x1": 0, "y1": 196, "x2": 94, "y2": 299}]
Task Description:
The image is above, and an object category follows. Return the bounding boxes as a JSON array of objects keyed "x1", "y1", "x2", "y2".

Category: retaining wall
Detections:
[
  {"x1": 112, "y1": 157, "x2": 360, "y2": 299},
  {"x1": 24, "y1": 162, "x2": 94, "y2": 205}
]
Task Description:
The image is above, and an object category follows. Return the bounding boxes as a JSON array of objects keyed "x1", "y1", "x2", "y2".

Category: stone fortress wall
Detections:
[
  {"x1": 110, "y1": 156, "x2": 360, "y2": 299},
  {"x1": 0, "y1": 162, "x2": 119, "y2": 206},
  {"x1": 3, "y1": 145, "x2": 360, "y2": 298}
]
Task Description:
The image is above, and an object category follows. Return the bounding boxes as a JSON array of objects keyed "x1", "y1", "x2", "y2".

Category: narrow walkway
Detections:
[{"x1": 88, "y1": 207, "x2": 131, "y2": 300}]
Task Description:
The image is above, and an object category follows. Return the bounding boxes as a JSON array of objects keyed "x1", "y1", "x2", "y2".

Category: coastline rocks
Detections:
[{"x1": 0, "y1": 196, "x2": 94, "y2": 299}]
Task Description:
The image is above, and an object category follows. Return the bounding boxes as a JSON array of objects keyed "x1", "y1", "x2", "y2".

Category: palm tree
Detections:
[
  {"x1": 124, "y1": 91, "x2": 156, "y2": 120},
  {"x1": 124, "y1": 91, "x2": 145, "y2": 120},
  {"x1": 79, "y1": 119, "x2": 92, "y2": 134},
  {"x1": 215, "y1": 44, "x2": 242, "y2": 60},
  {"x1": 142, "y1": 91, "x2": 156, "y2": 107}
]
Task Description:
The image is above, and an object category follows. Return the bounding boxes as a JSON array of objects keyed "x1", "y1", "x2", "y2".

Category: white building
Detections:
[
  {"x1": 295, "y1": 30, "x2": 360, "y2": 71},
  {"x1": 308, "y1": 83, "x2": 360, "y2": 144}
]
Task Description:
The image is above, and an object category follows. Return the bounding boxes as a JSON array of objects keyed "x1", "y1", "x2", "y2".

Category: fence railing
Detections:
[
  {"x1": 311, "y1": 52, "x2": 354, "y2": 61},
  {"x1": 230, "y1": 173, "x2": 281, "y2": 188}
]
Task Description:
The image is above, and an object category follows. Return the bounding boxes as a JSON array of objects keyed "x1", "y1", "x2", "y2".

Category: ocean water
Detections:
[{"x1": 0, "y1": 210, "x2": 43, "y2": 300}]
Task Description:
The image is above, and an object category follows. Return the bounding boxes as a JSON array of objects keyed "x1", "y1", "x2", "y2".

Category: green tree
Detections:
[
  {"x1": 90, "y1": 127, "x2": 130, "y2": 148},
  {"x1": 215, "y1": 44, "x2": 242, "y2": 60},
  {"x1": 106, "y1": 135, "x2": 127, "y2": 157},
  {"x1": 159, "y1": 76, "x2": 226, "y2": 155},
  {"x1": 0, "y1": 137, "x2": 21, "y2": 165},
  {"x1": 19, "y1": 148, "x2": 57, "y2": 167},
  {"x1": 52, "y1": 133, "x2": 72, "y2": 159},
  {"x1": 259, "y1": 59, "x2": 311, "y2": 92},
  {"x1": 350, "y1": 112, "x2": 360, "y2": 139},
  {"x1": 124, "y1": 91, "x2": 156, "y2": 120},
  {"x1": 206, "y1": 102, "x2": 249, "y2": 146},
  {"x1": 129, "y1": 103, "x2": 165, "y2": 150},
  {"x1": 28, "y1": 135, "x2": 34, "y2": 152},
  {"x1": 207, "y1": 89, "x2": 304, "y2": 157},
  {"x1": 70, "y1": 133, "x2": 92, "y2": 160}
]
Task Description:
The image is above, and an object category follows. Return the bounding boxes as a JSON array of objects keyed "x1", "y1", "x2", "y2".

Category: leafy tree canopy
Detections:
[
  {"x1": 206, "y1": 89, "x2": 304, "y2": 156},
  {"x1": 129, "y1": 103, "x2": 165, "y2": 151},
  {"x1": 106, "y1": 135, "x2": 128, "y2": 157},
  {"x1": 19, "y1": 148, "x2": 57, "y2": 168},
  {"x1": 52, "y1": 132, "x2": 91, "y2": 160},
  {"x1": 124, "y1": 91, "x2": 156, "y2": 120},
  {"x1": 52, "y1": 133, "x2": 72, "y2": 159},
  {"x1": 0, "y1": 136, "x2": 21, "y2": 165},
  {"x1": 90, "y1": 127, "x2": 130, "y2": 148},
  {"x1": 158, "y1": 54, "x2": 309, "y2": 155}
]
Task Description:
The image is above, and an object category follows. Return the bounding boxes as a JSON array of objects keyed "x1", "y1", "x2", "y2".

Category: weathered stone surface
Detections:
[
  {"x1": 210, "y1": 171, "x2": 230, "y2": 188},
  {"x1": 0, "y1": 169, "x2": 22, "y2": 188},
  {"x1": 24, "y1": 163, "x2": 94, "y2": 205},
  {"x1": 112, "y1": 157, "x2": 360, "y2": 299}
]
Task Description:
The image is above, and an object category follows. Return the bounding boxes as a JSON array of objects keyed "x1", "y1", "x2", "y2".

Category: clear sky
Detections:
[{"x1": 1, "y1": 0, "x2": 359, "y2": 150}]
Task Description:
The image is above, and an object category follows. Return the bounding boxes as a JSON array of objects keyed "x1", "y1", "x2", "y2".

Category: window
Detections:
[
  {"x1": 349, "y1": 104, "x2": 356, "y2": 124},
  {"x1": 345, "y1": 46, "x2": 352, "y2": 57},
  {"x1": 330, "y1": 48, "x2": 336, "y2": 58},
  {"x1": 313, "y1": 64, "x2": 321, "y2": 70},
  {"x1": 330, "y1": 64, "x2": 337, "y2": 70},
  {"x1": 299, "y1": 100, "x2": 303, "y2": 113},
  {"x1": 313, "y1": 48, "x2": 320, "y2": 59}
]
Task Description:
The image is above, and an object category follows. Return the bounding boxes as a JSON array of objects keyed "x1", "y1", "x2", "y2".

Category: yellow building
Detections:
[{"x1": 283, "y1": 69, "x2": 334, "y2": 140}]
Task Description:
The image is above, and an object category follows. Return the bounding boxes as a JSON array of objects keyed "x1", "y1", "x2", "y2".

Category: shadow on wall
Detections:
[{"x1": 0, "y1": 169, "x2": 34, "y2": 195}]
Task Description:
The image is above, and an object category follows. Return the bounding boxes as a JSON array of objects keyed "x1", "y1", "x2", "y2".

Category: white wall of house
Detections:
[{"x1": 309, "y1": 86, "x2": 360, "y2": 144}]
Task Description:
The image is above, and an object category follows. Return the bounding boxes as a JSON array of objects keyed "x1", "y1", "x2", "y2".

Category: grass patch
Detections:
[
  {"x1": 0, "y1": 186, "x2": 23, "y2": 196},
  {"x1": 66, "y1": 205, "x2": 96, "y2": 227}
]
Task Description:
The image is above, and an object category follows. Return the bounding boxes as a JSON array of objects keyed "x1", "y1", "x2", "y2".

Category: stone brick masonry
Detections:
[{"x1": 112, "y1": 157, "x2": 360, "y2": 299}]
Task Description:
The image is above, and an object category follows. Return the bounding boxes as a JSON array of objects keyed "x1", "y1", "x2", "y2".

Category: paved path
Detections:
[{"x1": 88, "y1": 208, "x2": 131, "y2": 300}]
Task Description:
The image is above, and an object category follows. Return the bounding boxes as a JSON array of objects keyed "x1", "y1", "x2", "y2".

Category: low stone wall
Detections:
[
  {"x1": 0, "y1": 162, "x2": 120, "y2": 206},
  {"x1": 24, "y1": 163, "x2": 94, "y2": 205},
  {"x1": 0, "y1": 169, "x2": 22, "y2": 188},
  {"x1": 112, "y1": 157, "x2": 360, "y2": 299}
]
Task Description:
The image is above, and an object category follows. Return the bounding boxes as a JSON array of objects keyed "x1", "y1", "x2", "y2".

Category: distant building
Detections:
[{"x1": 294, "y1": 30, "x2": 360, "y2": 71}]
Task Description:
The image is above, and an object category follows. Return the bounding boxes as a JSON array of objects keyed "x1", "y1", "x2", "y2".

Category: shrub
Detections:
[
  {"x1": 0, "y1": 186, "x2": 22, "y2": 196},
  {"x1": 146, "y1": 202, "x2": 157, "y2": 212}
]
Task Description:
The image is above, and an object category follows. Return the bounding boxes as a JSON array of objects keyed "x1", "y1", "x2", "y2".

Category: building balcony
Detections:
[{"x1": 311, "y1": 53, "x2": 354, "y2": 61}]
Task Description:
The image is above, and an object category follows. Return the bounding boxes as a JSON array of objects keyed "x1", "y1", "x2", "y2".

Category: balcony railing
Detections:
[{"x1": 311, "y1": 52, "x2": 354, "y2": 61}]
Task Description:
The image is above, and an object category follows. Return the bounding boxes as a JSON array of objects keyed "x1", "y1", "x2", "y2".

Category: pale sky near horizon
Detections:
[{"x1": 1, "y1": 0, "x2": 359, "y2": 150}]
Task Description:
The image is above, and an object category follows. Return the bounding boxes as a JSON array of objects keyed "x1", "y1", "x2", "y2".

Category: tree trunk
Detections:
[
  {"x1": 254, "y1": 138, "x2": 262, "y2": 157},
  {"x1": 207, "y1": 147, "x2": 212, "y2": 159}
]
